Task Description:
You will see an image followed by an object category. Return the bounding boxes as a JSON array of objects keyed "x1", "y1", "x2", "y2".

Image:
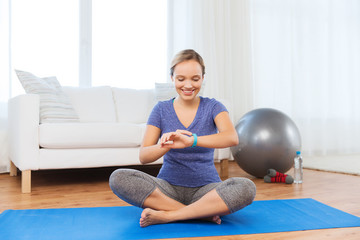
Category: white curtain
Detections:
[
  {"x1": 250, "y1": 0, "x2": 360, "y2": 156},
  {"x1": 168, "y1": 0, "x2": 360, "y2": 156},
  {"x1": 0, "y1": 0, "x2": 10, "y2": 173}
]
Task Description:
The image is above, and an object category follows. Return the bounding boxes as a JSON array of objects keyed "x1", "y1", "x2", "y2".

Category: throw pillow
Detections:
[
  {"x1": 15, "y1": 70, "x2": 79, "y2": 123},
  {"x1": 155, "y1": 82, "x2": 206, "y2": 101}
]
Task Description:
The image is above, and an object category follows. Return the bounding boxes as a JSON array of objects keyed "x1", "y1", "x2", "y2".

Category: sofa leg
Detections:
[
  {"x1": 22, "y1": 170, "x2": 31, "y2": 193},
  {"x1": 10, "y1": 161, "x2": 18, "y2": 176},
  {"x1": 220, "y1": 159, "x2": 229, "y2": 179}
]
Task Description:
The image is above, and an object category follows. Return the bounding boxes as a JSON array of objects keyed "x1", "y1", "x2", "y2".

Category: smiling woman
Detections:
[
  {"x1": 170, "y1": 49, "x2": 205, "y2": 102},
  {"x1": 172, "y1": 60, "x2": 203, "y2": 99},
  {"x1": 109, "y1": 49, "x2": 255, "y2": 228}
]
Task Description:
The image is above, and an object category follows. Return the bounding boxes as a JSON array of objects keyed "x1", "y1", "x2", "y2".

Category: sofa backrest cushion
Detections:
[
  {"x1": 112, "y1": 88, "x2": 155, "y2": 123},
  {"x1": 62, "y1": 86, "x2": 117, "y2": 122}
]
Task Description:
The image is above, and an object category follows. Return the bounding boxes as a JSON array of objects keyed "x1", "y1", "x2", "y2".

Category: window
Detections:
[
  {"x1": 10, "y1": 0, "x2": 167, "y2": 95},
  {"x1": 11, "y1": 0, "x2": 79, "y2": 96},
  {"x1": 92, "y1": 0, "x2": 167, "y2": 89}
]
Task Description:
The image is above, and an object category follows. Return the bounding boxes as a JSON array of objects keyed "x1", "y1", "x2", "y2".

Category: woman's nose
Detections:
[{"x1": 184, "y1": 80, "x2": 192, "y2": 88}]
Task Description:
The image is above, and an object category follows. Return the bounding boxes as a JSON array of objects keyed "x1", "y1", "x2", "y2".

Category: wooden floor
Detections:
[{"x1": 1, "y1": 162, "x2": 359, "y2": 239}]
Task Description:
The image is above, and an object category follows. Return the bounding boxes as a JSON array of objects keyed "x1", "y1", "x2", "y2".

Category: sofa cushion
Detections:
[
  {"x1": 39, "y1": 123, "x2": 146, "y2": 148},
  {"x1": 62, "y1": 86, "x2": 117, "y2": 122},
  {"x1": 15, "y1": 70, "x2": 79, "y2": 123},
  {"x1": 112, "y1": 88, "x2": 155, "y2": 123}
]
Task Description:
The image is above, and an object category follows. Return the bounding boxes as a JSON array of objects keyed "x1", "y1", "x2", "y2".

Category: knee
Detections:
[
  {"x1": 109, "y1": 169, "x2": 121, "y2": 189},
  {"x1": 109, "y1": 169, "x2": 134, "y2": 193},
  {"x1": 239, "y1": 178, "x2": 256, "y2": 204},
  {"x1": 109, "y1": 169, "x2": 156, "y2": 207},
  {"x1": 225, "y1": 177, "x2": 256, "y2": 198},
  {"x1": 218, "y1": 178, "x2": 256, "y2": 213}
]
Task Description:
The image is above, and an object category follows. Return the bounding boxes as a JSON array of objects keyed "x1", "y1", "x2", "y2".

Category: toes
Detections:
[
  {"x1": 140, "y1": 217, "x2": 149, "y2": 228},
  {"x1": 212, "y1": 216, "x2": 222, "y2": 224}
]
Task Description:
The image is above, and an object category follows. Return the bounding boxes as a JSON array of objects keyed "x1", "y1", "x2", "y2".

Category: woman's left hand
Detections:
[{"x1": 160, "y1": 129, "x2": 194, "y2": 149}]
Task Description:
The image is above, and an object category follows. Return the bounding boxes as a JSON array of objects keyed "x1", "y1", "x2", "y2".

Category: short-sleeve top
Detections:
[{"x1": 147, "y1": 96, "x2": 228, "y2": 187}]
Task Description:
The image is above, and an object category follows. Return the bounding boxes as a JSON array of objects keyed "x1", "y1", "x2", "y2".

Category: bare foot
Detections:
[
  {"x1": 211, "y1": 215, "x2": 222, "y2": 224},
  {"x1": 140, "y1": 208, "x2": 172, "y2": 227},
  {"x1": 139, "y1": 208, "x2": 222, "y2": 227},
  {"x1": 201, "y1": 215, "x2": 221, "y2": 224}
]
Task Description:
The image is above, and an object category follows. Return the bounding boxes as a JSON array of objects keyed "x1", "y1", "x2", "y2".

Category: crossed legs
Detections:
[
  {"x1": 140, "y1": 187, "x2": 229, "y2": 227},
  {"x1": 109, "y1": 169, "x2": 256, "y2": 227}
]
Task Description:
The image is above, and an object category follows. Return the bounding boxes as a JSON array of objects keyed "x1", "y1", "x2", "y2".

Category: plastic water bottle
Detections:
[{"x1": 294, "y1": 151, "x2": 303, "y2": 184}]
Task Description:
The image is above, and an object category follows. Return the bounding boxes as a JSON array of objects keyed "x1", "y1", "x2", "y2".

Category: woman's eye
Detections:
[
  {"x1": 177, "y1": 78, "x2": 184, "y2": 81},
  {"x1": 192, "y1": 78, "x2": 200, "y2": 81}
]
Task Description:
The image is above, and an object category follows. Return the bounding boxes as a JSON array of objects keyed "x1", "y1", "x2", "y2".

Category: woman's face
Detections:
[{"x1": 171, "y1": 60, "x2": 203, "y2": 101}]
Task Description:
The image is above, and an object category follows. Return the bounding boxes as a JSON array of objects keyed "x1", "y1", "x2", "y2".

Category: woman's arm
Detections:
[
  {"x1": 196, "y1": 111, "x2": 239, "y2": 148},
  {"x1": 159, "y1": 111, "x2": 239, "y2": 150},
  {"x1": 139, "y1": 125, "x2": 170, "y2": 164}
]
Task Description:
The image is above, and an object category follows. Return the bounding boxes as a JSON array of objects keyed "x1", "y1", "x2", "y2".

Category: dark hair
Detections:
[{"x1": 170, "y1": 49, "x2": 205, "y2": 76}]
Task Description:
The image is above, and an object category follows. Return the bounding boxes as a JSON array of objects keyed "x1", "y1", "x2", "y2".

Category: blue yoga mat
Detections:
[{"x1": 1, "y1": 198, "x2": 359, "y2": 240}]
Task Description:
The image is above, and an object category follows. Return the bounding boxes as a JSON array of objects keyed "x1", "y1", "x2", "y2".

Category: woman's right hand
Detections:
[
  {"x1": 140, "y1": 127, "x2": 194, "y2": 164},
  {"x1": 160, "y1": 129, "x2": 194, "y2": 149}
]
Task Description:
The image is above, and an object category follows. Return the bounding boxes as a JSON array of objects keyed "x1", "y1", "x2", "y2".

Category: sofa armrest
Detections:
[
  {"x1": 8, "y1": 94, "x2": 40, "y2": 170},
  {"x1": 214, "y1": 148, "x2": 233, "y2": 162}
]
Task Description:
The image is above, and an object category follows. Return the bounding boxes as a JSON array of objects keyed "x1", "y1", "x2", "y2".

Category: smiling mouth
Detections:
[{"x1": 182, "y1": 89, "x2": 195, "y2": 95}]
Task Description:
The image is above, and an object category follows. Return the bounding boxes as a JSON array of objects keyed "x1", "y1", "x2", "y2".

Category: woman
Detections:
[{"x1": 109, "y1": 49, "x2": 256, "y2": 227}]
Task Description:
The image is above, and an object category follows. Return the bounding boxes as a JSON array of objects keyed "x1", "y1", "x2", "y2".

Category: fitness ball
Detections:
[{"x1": 231, "y1": 108, "x2": 301, "y2": 178}]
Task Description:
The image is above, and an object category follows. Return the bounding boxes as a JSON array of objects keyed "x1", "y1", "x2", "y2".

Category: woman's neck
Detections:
[{"x1": 174, "y1": 96, "x2": 200, "y2": 108}]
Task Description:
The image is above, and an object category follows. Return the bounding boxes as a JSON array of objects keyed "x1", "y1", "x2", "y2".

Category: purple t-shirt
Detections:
[{"x1": 147, "y1": 96, "x2": 228, "y2": 187}]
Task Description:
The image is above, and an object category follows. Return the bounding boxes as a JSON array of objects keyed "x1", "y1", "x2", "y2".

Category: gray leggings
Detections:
[{"x1": 109, "y1": 169, "x2": 256, "y2": 213}]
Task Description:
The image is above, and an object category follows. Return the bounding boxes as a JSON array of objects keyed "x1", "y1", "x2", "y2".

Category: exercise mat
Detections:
[{"x1": 1, "y1": 198, "x2": 359, "y2": 240}]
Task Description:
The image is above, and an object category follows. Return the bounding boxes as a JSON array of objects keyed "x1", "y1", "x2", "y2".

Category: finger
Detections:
[
  {"x1": 161, "y1": 141, "x2": 174, "y2": 148},
  {"x1": 176, "y1": 129, "x2": 193, "y2": 137},
  {"x1": 160, "y1": 134, "x2": 166, "y2": 143},
  {"x1": 166, "y1": 132, "x2": 176, "y2": 141},
  {"x1": 160, "y1": 132, "x2": 175, "y2": 144},
  {"x1": 160, "y1": 135, "x2": 169, "y2": 144}
]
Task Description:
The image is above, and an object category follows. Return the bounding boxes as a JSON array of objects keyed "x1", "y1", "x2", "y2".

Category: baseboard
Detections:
[{"x1": 303, "y1": 154, "x2": 360, "y2": 175}]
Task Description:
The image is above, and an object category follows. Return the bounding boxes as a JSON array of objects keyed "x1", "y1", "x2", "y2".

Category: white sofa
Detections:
[{"x1": 8, "y1": 86, "x2": 232, "y2": 193}]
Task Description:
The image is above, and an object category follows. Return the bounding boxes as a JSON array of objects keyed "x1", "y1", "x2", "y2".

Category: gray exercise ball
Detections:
[{"x1": 231, "y1": 108, "x2": 301, "y2": 178}]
